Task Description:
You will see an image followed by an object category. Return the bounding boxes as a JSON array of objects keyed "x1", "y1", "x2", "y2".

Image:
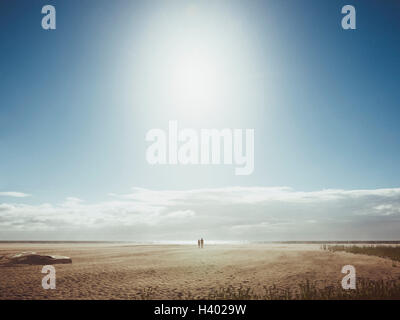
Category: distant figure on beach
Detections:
[
  {"x1": 200, "y1": 238, "x2": 204, "y2": 249},
  {"x1": 198, "y1": 239, "x2": 200, "y2": 248}
]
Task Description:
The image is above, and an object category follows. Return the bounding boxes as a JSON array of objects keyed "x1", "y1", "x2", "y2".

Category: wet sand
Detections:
[{"x1": 0, "y1": 243, "x2": 399, "y2": 300}]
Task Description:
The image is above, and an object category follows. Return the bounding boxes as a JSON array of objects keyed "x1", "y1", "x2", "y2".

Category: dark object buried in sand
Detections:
[{"x1": 7, "y1": 252, "x2": 72, "y2": 265}]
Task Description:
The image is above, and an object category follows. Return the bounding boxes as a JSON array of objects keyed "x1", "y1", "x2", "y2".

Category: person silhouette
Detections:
[
  {"x1": 200, "y1": 238, "x2": 204, "y2": 249},
  {"x1": 198, "y1": 239, "x2": 200, "y2": 248}
]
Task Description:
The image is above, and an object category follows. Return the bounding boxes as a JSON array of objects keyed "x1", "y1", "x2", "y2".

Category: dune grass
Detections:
[
  {"x1": 322, "y1": 244, "x2": 400, "y2": 262},
  {"x1": 205, "y1": 278, "x2": 400, "y2": 300},
  {"x1": 137, "y1": 278, "x2": 400, "y2": 300}
]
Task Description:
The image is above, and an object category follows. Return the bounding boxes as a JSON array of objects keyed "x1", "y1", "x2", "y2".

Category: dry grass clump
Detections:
[
  {"x1": 206, "y1": 279, "x2": 400, "y2": 300},
  {"x1": 136, "y1": 278, "x2": 400, "y2": 300},
  {"x1": 322, "y1": 244, "x2": 400, "y2": 262}
]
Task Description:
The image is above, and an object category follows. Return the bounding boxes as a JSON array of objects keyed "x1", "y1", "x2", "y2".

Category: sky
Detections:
[{"x1": 1, "y1": 0, "x2": 400, "y2": 240}]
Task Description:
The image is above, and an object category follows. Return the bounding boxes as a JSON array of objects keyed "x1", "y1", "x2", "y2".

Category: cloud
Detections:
[
  {"x1": 1, "y1": 186, "x2": 400, "y2": 241},
  {"x1": 62, "y1": 197, "x2": 84, "y2": 207},
  {"x1": 0, "y1": 191, "x2": 31, "y2": 198},
  {"x1": 110, "y1": 186, "x2": 400, "y2": 205},
  {"x1": 166, "y1": 210, "x2": 196, "y2": 218}
]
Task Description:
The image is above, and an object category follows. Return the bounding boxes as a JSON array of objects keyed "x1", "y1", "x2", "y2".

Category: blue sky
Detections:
[{"x1": 1, "y1": 0, "x2": 400, "y2": 240}]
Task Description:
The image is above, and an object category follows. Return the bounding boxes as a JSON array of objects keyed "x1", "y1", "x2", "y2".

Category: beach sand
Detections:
[{"x1": 0, "y1": 243, "x2": 399, "y2": 300}]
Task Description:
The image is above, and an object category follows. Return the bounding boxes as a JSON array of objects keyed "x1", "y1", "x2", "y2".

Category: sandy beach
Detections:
[{"x1": 0, "y1": 243, "x2": 399, "y2": 300}]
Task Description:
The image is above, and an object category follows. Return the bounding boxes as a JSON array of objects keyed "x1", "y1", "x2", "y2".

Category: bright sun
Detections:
[{"x1": 170, "y1": 50, "x2": 221, "y2": 109}]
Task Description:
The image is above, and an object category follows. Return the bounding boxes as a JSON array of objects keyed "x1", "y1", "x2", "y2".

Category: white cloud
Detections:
[
  {"x1": 166, "y1": 210, "x2": 196, "y2": 218},
  {"x1": 0, "y1": 192, "x2": 31, "y2": 198},
  {"x1": 61, "y1": 197, "x2": 84, "y2": 207},
  {"x1": 1, "y1": 186, "x2": 400, "y2": 240},
  {"x1": 109, "y1": 186, "x2": 400, "y2": 205},
  {"x1": 374, "y1": 204, "x2": 400, "y2": 216}
]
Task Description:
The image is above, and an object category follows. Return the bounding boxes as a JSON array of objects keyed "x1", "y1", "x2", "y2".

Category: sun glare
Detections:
[{"x1": 170, "y1": 50, "x2": 220, "y2": 109}]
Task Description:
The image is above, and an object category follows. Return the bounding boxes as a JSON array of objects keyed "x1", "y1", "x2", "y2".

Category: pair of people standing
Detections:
[{"x1": 197, "y1": 238, "x2": 204, "y2": 248}]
